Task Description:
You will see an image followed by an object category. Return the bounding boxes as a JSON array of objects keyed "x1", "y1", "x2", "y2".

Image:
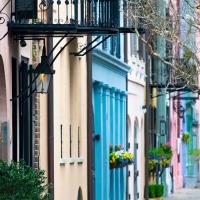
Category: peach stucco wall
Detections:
[{"x1": 39, "y1": 37, "x2": 88, "y2": 199}]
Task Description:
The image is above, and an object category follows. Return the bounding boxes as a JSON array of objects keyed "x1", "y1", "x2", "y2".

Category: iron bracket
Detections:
[{"x1": 70, "y1": 35, "x2": 111, "y2": 56}]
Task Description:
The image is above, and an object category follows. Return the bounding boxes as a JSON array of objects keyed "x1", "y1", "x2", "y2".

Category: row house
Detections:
[
  {"x1": 179, "y1": 0, "x2": 199, "y2": 188},
  {"x1": 91, "y1": 5, "x2": 147, "y2": 199},
  {"x1": 127, "y1": 33, "x2": 146, "y2": 200}
]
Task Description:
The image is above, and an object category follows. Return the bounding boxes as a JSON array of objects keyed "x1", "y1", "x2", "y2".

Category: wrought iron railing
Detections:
[{"x1": 12, "y1": 0, "x2": 120, "y2": 28}]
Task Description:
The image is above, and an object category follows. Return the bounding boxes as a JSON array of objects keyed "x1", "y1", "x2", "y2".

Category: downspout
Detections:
[
  {"x1": 87, "y1": 35, "x2": 94, "y2": 200},
  {"x1": 144, "y1": 50, "x2": 151, "y2": 200},
  {"x1": 124, "y1": 30, "x2": 128, "y2": 200},
  {"x1": 126, "y1": 73, "x2": 129, "y2": 200},
  {"x1": 47, "y1": 5, "x2": 54, "y2": 198}
]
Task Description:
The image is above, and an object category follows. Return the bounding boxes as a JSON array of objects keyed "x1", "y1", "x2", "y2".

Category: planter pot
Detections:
[
  {"x1": 110, "y1": 163, "x2": 126, "y2": 169},
  {"x1": 110, "y1": 163, "x2": 119, "y2": 169},
  {"x1": 110, "y1": 162, "x2": 133, "y2": 169},
  {"x1": 149, "y1": 198, "x2": 163, "y2": 200}
]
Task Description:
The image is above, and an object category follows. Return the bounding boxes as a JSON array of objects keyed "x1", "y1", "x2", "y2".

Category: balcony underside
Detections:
[
  {"x1": 8, "y1": 23, "x2": 144, "y2": 37},
  {"x1": 150, "y1": 83, "x2": 198, "y2": 92}
]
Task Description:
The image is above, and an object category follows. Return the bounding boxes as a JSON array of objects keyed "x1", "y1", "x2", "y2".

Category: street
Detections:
[{"x1": 165, "y1": 188, "x2": 200, "y2": 200}]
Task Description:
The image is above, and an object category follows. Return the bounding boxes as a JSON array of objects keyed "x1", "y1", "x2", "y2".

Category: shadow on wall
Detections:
[{"x1": 0, "y1": 55, "x2": 8, "y2": 161}]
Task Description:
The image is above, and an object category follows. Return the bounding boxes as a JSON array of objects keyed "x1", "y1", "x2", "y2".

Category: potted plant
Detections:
[
  {"x1": 161, "y1": 143, "x2": 172, "y2": 167},
  {"x1": 149, "y1": 184, "x2": 164, "y2": 200},
  {"x1": 149, "y1": 184, "x2": 156, "y2": 199},
  {"x1": 109, "y1": 144, "x2": 134, "y2": 169},
  {"x1": 149, "y1": 143, "x2": 172, "y2": 171},
  {"x1": 182, "y1": 132, "x2": 190, "y2": 143},
  {"x1": 149, "y1": 143, "x2": 172, "y2": 183},
  {"x1": 155, "y1": 184, "x2": 164, "y2": 199}
]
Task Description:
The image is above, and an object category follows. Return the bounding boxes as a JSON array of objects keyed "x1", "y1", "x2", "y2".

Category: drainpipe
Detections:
[
  {"x1": 144, "y1": 52, "x2": 151, "y2": 200},
  {"x1": 87, "y1": 35, "x2": 94, "y2": 200},
  {"x1": 124, "y1": 29, "x2": 128, "y2": 199},
  {"x1": 47, "y1": 5, "x2": 54, "y2": 198}
]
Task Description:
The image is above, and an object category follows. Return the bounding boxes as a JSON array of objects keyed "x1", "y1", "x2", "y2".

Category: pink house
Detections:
[
  {"x1": 168, "y1": 0, "x2": 184, "y2": 191},
  {"x1": 169, "y1": 99, "x2": 183, "y2": 190}
]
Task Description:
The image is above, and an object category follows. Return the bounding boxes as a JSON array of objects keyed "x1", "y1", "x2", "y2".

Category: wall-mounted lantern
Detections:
[
  {"x1": 33, "y1": 45, "x2": 55, "y2": 94},
  {"x1": 178, "y1": 105, "x2": 185, "y2": 118},
  {"x1": 192, "y1": 120, "x2": 199, "y2": 134},
  {"x1": 173, "y1": 104, "x2": 185, "y2": 118}
]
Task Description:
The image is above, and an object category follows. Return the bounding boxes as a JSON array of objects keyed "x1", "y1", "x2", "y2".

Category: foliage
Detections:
[
  {"x1": 161, "y1": 144, "x2": 173, "y2": 160},
  {"x1": 125, "y1": 0, "x2": 200, "y2": 92},
  {"x1": 149, "y1": 143, "x2": 172, "y2": 171},
  {"x1": 0, "y1": 160, "x2": 51, "y2": 200},
  {"x1": 148, "y1": 184, "x2": 156, "y2": 198},
  {"x1": 182, "y1": 132, "x2": 190, "y2": 143},
  {"x1": 148, "y1": 184, "x2": 164, "y2": 198},
  {"x1": 109, "y1": 144, "x2": 134, "y2": 169},
  {"x1": 155, "y1": 184, "x2": 164, "y2": 198},
  {"x1": 189, "y1": 149, "x2": 200, "y2": 162}
]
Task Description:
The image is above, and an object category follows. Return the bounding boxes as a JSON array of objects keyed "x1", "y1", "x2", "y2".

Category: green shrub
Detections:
[
  {"x1": 149, "y1": 184, "x2": 164, "y2": 198},
  {"x1": 148, "y1": 184, "x2": 156, "y2": 198},
  {"x1": 155, "y1": 184, "x2": 164, "y2": 197},
  {"x1": 0, "y1": 160, "x2": 51, "y2": 200}
]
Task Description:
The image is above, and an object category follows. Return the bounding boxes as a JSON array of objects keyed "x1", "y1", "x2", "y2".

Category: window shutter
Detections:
[{"x1": 15, "y1": 0, "x2": 37, "y2": 20}]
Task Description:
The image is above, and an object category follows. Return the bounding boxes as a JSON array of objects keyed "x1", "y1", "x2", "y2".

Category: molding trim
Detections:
[{"x1": 93, "y1": 48, "x2": 131, "y2": 75}]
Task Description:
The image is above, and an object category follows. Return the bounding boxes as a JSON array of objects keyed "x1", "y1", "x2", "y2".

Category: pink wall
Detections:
[
  {"x1": 169, "y1": 99, "x2": 183, "y2": 189},
  {"x1": 168, "y1": 0, "x2": 183, "y2": 189},
  {"x1": 0, "y1": 0, "x2": 16, "y2": 161}
]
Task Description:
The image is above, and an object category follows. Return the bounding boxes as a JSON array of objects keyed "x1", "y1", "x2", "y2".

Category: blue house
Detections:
[
  {"x1": 92, "y1": 35, "x2": 130, "y2": 199},
  {"x1": 182, "y1": 97, "x2": 198, "y2": 187},
  {"x1": 180, "y1": 0, "x2": 199, "y2": 188}
]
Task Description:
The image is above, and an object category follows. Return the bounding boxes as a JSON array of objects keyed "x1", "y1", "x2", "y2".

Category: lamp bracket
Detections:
[
  {"x1": 70, "y1": 35, "x2": 111, "y2": 56},
  {"x1": 173, "y1": 103, "x2": 185, "y2": 118}
]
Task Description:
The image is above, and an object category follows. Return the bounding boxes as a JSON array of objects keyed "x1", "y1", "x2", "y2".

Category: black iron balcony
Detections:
[{"x1": 8, "y1": 0, "x2": 140, "y2": 36}]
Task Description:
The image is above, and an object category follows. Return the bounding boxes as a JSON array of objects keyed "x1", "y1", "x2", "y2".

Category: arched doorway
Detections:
[
  {"x1": 0, "y1": 55, "x2": 8, "y2": 161},
  {"x1": 77, "y1": 187, "x2": 83, "y2": 200},
  {"x1": 134, "y1": 118, "x2": 139, "y2": 200}
]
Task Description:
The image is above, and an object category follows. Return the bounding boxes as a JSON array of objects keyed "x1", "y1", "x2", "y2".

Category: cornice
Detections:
[{"x1": 92, "y1": 48, "x2": 131, "y2": 76}]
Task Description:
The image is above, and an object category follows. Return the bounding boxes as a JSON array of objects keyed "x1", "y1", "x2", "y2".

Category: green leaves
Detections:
[
  {"x1": 148, "y1": 184, "x2": 164, "y2": 198},
  {"x1": 0, "y1": 160, "x2": 51, "y2": 200},
  {"x1": 189, "y1": 149, "x2": 200, "y2": 162},
  {"x1": 182, "y1": 132, "x2": 190, "y2": 143},
  {"x1": 148, "y1": 143, "x2": 172, "y2": 170}
]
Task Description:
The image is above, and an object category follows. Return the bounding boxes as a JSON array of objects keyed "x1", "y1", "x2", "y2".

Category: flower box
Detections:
[
  {"x1": 149, "y1": 143, "x2": 172, "y2": 172},
  {"x1": 109, "y1": 144, "x2": 134, "y2": 169},
  {"x1": 182, "y1": 132, "x2": 190, "y2": 143}
]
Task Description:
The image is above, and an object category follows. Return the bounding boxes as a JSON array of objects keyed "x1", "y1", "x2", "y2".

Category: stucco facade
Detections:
[
  {"x1": 0, "y1": 0, "x2": 14, "y2": 162},
  {"x1": 0, "y1": 0, "x2": 33, "y2": 163},
  {"x1": 54, "y1": 37, "x2": 87, "y2": 199},
  {"x1": 92, "y1": 46, "x2": 129, "y2": 200},
  {"x1": 38, "y1": 37, "x2": 88, "y2": 199},
  {"x1": 169, "y1": 98, "x2": 183, "y2": 190},
  {"x1": 127, "y1": 45, "x2": 146, "y2": 200}
]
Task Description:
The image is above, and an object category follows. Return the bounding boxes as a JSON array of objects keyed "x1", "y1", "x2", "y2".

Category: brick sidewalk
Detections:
[{"x1": 164, "y1": 188, "x2": 200, "y2": 200}]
